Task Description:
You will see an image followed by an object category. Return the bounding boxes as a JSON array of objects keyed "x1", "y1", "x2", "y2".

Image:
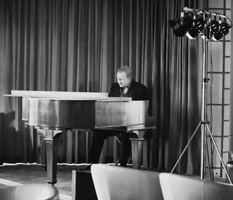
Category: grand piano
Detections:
[{"x1": 6, "y1": 90, "x2": 156, "y2": 185}]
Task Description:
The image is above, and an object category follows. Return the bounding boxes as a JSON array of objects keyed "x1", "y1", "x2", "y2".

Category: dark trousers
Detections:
[{"x1": 89, "y1": 130, "x2": 131, "y2": 166}]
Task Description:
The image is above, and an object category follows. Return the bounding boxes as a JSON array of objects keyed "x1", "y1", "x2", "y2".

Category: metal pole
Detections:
[{"x1": 200, "y1": 37, "x2": 208, "y2": 179}]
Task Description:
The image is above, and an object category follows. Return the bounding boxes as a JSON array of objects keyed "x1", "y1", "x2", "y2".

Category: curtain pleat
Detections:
[{"x1": 0, "y1": 0, "x2": 207, "y2": 174}]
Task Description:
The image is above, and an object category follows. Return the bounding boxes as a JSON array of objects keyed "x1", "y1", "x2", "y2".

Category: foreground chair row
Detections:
[
  {"x1": 91, "y1": 164, "x2": 162, "y2": 200},
  {"x1": 160, "y1": 173, "x2": 233, "y2": 200},
  {"x1": 90, "y1": 164, "x2": 233, "y2": 200}
]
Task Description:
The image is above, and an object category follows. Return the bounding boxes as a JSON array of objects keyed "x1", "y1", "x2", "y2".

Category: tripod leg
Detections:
[
  {"x1": 205, "y1": 135, "x2": 215, "y2": 181},
  {"x1": 206, "y1": 125, "x2": 233, "y2": 184},
  {"x1": 171, "y1": 122, "x2": 202, "y2": 173}
]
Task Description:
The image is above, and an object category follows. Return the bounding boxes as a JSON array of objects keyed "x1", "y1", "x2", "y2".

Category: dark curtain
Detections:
[{"x1": 0, "y1": 0, "x2": 206, "y2": 174}]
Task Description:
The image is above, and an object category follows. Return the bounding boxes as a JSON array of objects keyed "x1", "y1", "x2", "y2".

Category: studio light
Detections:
[
  {"x1": 201, "y1": 17, "x2": 219, "y2": 40},
  {"x1": 212, "y1": 21, "x2": 230, "y2": 41},
  {"x1": 186, "y1": 16, "x2": 205, "y2": 39},
  {"x1": 210, "y1": 19, "x2": 219, "y2": 35},
  {"x1": 170, "y1": 7, "x2": 233, "y2": 184},
  {"x1": 169, "y1": 7, "x2": 232, "y2": 41},
  {"x1": 169, "y1": 12, "x2": 193, "y2": 37}
]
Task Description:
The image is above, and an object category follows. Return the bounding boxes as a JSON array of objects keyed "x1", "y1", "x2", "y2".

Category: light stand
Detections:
[{"x1": 169, "y1": 7, "x2": 233, "y2": 183}]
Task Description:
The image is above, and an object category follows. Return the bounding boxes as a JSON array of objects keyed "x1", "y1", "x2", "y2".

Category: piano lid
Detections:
[
  {"x1": 5, "y1": 90, "x2": 109, "y2": 100},
  {"x1": 5, "y1": 90, "x2": 132, "y2": 122},
  {"x1": 5, "y1": 90, "x2": 132, "y2": 101}
]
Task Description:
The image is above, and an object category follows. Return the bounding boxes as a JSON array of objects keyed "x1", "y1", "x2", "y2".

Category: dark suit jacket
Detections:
[{"x1": 108, "y1": 79, "x2": 148, "y2": 100}]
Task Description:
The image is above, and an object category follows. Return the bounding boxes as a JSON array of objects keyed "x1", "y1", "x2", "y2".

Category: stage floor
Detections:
[
  {"x1": 0, "y1": 163, "x2": 91, "y2": 200},
  {"x1": 0, "y1": 162, "x2": 227, "y2": 200}
]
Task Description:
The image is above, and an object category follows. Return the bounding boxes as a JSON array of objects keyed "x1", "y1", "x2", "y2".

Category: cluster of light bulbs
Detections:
[{"x1": 169, "y1": 7, "x2": 232, "y2": 41}]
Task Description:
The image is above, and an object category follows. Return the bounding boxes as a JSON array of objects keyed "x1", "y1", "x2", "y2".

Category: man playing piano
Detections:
[{"x1": 89, "y1": 65, "x2": 149, "y2": 167}]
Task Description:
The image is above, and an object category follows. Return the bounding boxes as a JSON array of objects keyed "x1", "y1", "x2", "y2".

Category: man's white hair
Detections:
[{"x1": 117, "y1": 65, "x2": 132, "y2": 78}]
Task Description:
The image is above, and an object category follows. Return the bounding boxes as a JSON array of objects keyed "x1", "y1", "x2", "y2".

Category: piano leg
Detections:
[
  {"x1": 37, "y1": 132, "x2": 47, "y2": 170},
  {"x1": 130, "y1": 138, "x2": 144, "y2": 169},
  {"x1": 40, "y1": 140, "x2": 47, "y2": 171},
  {"x1": 39, "y1": 129, "x2": 62, "y2": 185},
  {"x1": 45, "y1": 138, "x2": 58, "y2": 185},
  {"x1": 130, "y1": 130, "x2": 151, "y2": 169},
  {"x1": 142, "y1": 139, "x2": 150, "y2": 169}
]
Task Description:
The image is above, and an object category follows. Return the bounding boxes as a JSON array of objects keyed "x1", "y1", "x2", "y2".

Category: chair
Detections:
[
  {"x1": 0, "y1": 184, "x2": 59, "y2": 200},
  {"x1": 159, "y1": 172, "x2": 233, "y2": 200},
  {"x1": 91, "y1": 164, "x2": 164, "y2": 200},
  {"x1": 71, "y1": 170, "x2": 97, "y2": 200}
]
